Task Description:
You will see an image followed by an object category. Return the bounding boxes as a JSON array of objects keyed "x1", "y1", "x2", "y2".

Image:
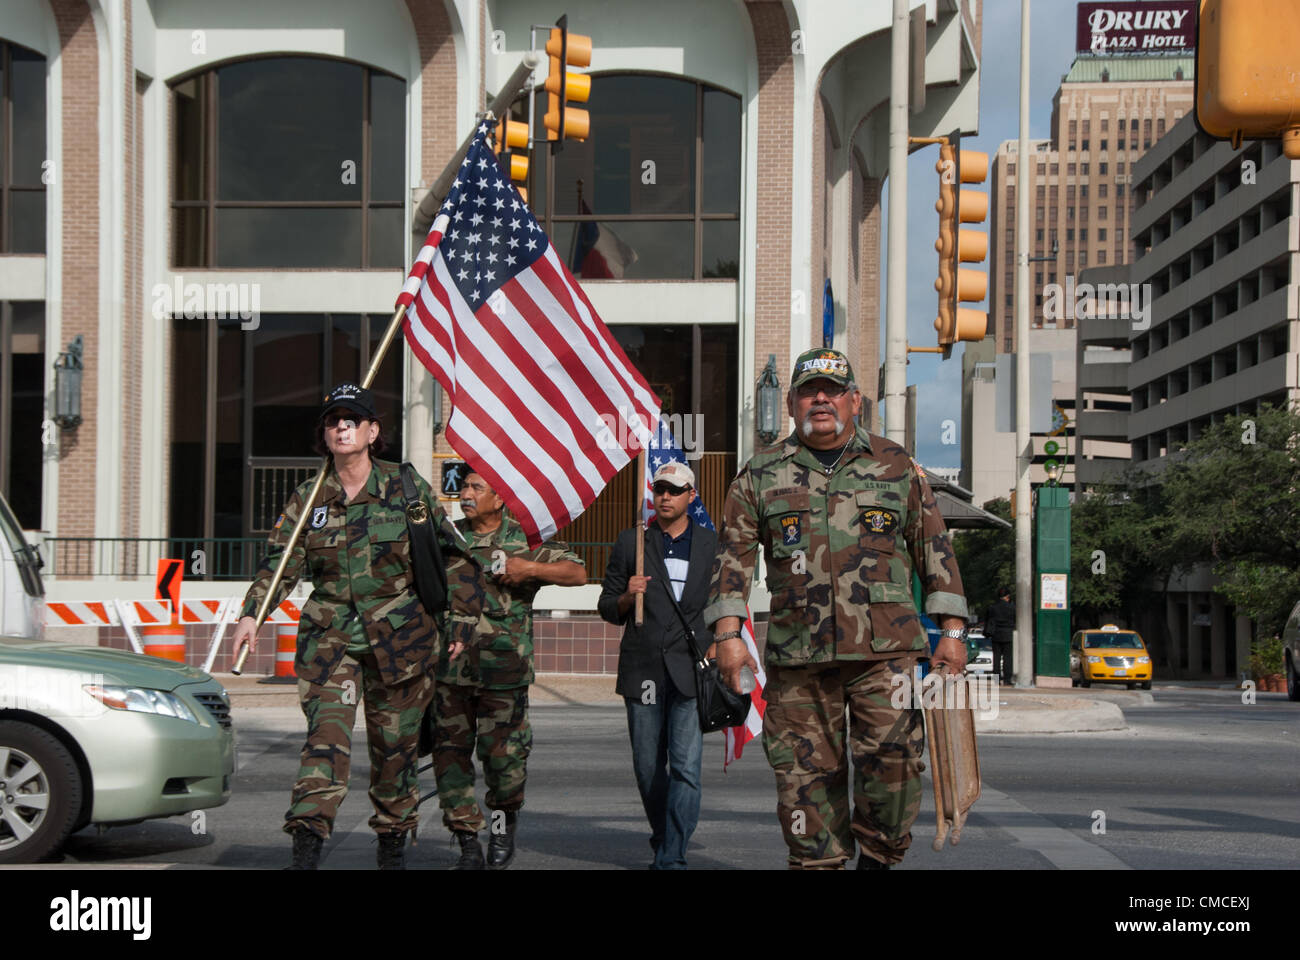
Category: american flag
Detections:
[
  {"x1": 643, "y1": 418, "x2": 766, "y2": 769},
  {"x1": 398, "y1": 125, "x2": 660, "y2": 546}
]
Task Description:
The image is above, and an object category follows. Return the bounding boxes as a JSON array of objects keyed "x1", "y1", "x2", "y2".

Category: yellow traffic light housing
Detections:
[
  {"x1": 544, "y1": 15, "x2": 592, "y2": 144},
  {"x1": 1196, "y1": 0, "x2": 1300, "y2": 157},
  {"x1": 934, "y1": 135, "x2": 989, "y2": 357},
  {"x1": 494, "y1": 114, "x2": 531, "y2": 202}
]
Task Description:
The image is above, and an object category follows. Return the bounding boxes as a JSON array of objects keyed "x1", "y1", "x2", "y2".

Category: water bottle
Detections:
[{"x1": 738, "y1": 664, "x2": 757, "y2": 694}]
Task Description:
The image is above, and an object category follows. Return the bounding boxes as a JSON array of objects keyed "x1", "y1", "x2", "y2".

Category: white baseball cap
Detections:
[{"x1": 651, "y1": 460, "x2": 695, "y2": 489}]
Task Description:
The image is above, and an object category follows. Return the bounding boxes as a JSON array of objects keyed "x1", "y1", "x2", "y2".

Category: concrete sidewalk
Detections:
[{"x1": 215, "y1": 671, "x2": 1143, "y2": 733}]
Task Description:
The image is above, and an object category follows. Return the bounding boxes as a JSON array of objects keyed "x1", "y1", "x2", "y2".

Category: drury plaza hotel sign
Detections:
[{"x1": 1077, "y1": 1, "x2": 1197, "y2": 54}]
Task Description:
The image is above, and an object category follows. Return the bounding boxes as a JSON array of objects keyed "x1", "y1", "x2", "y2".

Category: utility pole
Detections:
[
  {"x1": 1014, "y1": 0, "x2": 1034, "y2": 687},
  {"x1": 884, "y1": 0, "x2": 910, "y2": 444}
]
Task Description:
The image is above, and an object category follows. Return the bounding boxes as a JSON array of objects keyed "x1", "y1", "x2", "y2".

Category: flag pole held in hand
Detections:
[{"x1": 635, "y1": 447, "x2": 646, "y2": 626}]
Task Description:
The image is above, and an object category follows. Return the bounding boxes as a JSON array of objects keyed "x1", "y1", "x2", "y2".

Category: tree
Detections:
[
  {"x1": 1069, "y1": 472, "x2": 1172, "y2": 630},
  {"x1": 1160, "y1": 404, "x2": 1300, "y2": 640},
  {"x1": 952, "y1": 498, "x2": 1014, "y2": 624}
]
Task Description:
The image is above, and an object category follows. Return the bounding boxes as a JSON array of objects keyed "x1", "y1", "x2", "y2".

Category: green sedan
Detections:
[{"x1": 0, "y1": 636, "x2": 234, "y2": 863}]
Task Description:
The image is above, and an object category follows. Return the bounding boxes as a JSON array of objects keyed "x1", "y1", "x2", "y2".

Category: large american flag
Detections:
[
  {"x1": 398, "y1": 125, "x2": 660, "y2": 546},
  {"x1": 643, "y1": 418, "x2": 766, "y2": 769}
]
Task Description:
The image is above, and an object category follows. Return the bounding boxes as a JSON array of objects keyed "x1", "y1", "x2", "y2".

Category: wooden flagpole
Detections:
[
  {"x1": 231, "y1": 303, "x2": 408, "y2": 674},
  {"x1": 635, "y1": 447, "x2": 646, "y2": 626}
]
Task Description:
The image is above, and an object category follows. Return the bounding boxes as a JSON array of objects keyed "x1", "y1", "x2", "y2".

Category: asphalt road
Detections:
[{"x1": 46, "y1": 684, "x2": 1300, "y2": 870}]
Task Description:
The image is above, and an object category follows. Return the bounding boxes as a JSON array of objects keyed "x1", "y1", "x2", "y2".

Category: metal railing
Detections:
[{"x1": 45, "y1": 538, "x2": 266, "y2": 580}]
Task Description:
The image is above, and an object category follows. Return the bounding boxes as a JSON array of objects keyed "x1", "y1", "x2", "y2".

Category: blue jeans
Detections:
[{"x1": 624, "y1": 680, "x2": 703, "y2": 869}]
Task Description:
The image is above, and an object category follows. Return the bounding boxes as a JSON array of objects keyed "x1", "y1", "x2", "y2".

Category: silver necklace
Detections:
[{"x1": 822, "y1": 442, "x2": 850, "y2": 476}]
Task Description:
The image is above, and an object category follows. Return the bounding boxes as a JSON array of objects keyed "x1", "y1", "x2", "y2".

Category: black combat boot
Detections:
[
  {"x1": 287, "y1": 827, "x2": 323, "y2": 870},
  {"x1": 856, "y1": 853, "x2": 890, "y2": 870},
  {"x1": 453, "y1": 830, "x2": 485, "y2": 870},
  {"x1": 377, "y1": 832, "x2": 406, "y2": 870},
  {"x1": 486, "y1": 811, "x2": 518, "y2": 869}
]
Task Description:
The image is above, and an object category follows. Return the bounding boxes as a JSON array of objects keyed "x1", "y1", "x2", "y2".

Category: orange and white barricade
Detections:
[{"x1": 44, "y1": 599, "x2": 172, "y2": 655}]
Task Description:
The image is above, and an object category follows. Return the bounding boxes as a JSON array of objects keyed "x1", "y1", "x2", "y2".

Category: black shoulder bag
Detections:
[
  {"x1": 399, "y1": 462, "x2": 449, "y2": 615},
  {"x1": 657, "y1": 573, "x2": 751, "y2": 733}
]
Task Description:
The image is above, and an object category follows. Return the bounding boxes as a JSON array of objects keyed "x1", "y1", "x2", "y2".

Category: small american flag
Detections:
[
  {"x1": 398, "y1": 125, "x2": 660, "y2": 546},
  {"x1": 643, "y1": 418, "x2": 766, "y2": 769}
]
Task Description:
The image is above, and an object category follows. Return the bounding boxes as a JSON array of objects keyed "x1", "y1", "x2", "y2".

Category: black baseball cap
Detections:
[{"x1": 322, "y1": 383, "x2": 378, "y2": 420}]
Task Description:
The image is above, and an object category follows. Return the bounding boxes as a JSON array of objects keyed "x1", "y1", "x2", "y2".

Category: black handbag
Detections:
[
  {"x1": 400, "y1": 461, "x2": 449, "y2": 616},
  {"x1": 657, "y1": 571, "x2": 751, "y2": 733}
]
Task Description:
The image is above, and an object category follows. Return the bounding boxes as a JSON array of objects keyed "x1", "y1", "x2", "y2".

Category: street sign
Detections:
[
  {"x1": 155, "y1": 558, "x2": 183, "y2": 624},
  {"x1": 440, "y1": 459, "x2": 468, "y2": 498}
]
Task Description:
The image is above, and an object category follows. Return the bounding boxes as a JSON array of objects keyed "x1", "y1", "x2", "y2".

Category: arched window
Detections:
[
  {"x1": 529, "y1": 74, "x2": 740, "y2": 280},
  {"x1": 1, "y1": 39, "x2": 47, "y2": 254},
  {"x1": 171, "y1": 56, "x2": 405, "y2": 268}
]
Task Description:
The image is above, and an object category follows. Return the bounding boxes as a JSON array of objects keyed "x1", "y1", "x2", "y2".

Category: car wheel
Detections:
[
  {"x1": 1287, "y1": 656, "x2": 1300, "y2": 703},
  {"x1": 1080, "y1": 675, "x2": 1091, "y2": 688},
  {"x1": 1127, "y1": 682, "x2": 1137, "y2": 690},
  {"x1": 0, "y1": 721, "x2": 84, "y2": 864},
  {"x1": 1140, "y1": 681, "x2": 1152, "y2": 690}
]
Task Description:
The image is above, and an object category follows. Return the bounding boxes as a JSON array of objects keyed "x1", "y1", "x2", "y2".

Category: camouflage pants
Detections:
[
  {"x1": 284, "y1": 651, "x2": 434, "y2": 840},
  {"x1": 761, "y1": 657, "x2": 924, "y2": 869},
  {"x1": 432, "y1": 681, "x2": 532, "y2": 834}
]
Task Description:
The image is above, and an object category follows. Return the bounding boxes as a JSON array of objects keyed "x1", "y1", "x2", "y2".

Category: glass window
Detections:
[
  {"x1": 0, "y1": 302, "x2": 45, "y2": 528},
  {"x1": 169, "y1": 313, "x2": 404, "y2": 542},
  {"x1": 170, "y1": 56, "x2": 405, "y2": 268},
  {"x1": 1, "y1": 41, "x2": 48, "y2": 253},
  {"x1": 532, "y1": 75, "x2": 740, "y2": 281}
]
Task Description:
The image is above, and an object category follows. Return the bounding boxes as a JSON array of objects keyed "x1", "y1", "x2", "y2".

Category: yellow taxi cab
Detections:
[{"x1": 1070, "y1": 625, "x2": 1152, "y2": 690}]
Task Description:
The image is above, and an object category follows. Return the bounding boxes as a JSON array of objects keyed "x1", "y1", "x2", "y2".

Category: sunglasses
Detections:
[
  {"x1": 652, "y1": 482, "x2": 689, "y2": 496},
  {"x1": 795, "y1": 381, "x2": 849, "y2": 399},
  {"x1": 323, "y1": 414, "x2": 368, "y2": 429}
]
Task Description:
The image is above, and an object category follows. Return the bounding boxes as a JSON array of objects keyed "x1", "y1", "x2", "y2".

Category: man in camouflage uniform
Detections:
[
  {"x1": 232, "y1": 384, "x2": 480, "y2": 870},
  {"x1": 434, "y1": 471, "x2": 585, "y2": 869},
  {"x1": 704, "y1": 348, "x2": 969, "y2": 870}
]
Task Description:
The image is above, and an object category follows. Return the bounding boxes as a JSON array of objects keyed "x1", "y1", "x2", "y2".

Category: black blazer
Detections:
[{"x1": 598, "y1": 518, "x2": 718, "y2": 700}]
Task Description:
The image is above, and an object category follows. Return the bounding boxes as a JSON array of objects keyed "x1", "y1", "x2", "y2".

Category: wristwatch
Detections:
[
  {"x1": 715, "y1": 629, "x2": 743, "y2": 642},
  {"x1": 941, "y1": 628, "x2": 966, "y2": 640}
]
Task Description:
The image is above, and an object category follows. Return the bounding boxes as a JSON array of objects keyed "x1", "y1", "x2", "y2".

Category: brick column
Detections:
[
  {"x1": 50, "y1": 0, "x2": 99, "y2": 541},
  {"x1": 746, "y1": 1, "x2": 794, "y2": 435}
]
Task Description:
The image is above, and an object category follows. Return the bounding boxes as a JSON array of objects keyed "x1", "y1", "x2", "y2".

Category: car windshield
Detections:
[{"x1": 1083, "y1": 632, "x2": 1143, "y2": 649}]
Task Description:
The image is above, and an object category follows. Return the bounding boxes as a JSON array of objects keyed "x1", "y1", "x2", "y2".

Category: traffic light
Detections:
[
  {"x1": 1195, "y1": 0, "x2": 1300, "y2": 157},
  {"x1": 933, "y1": 135, "x2": 989, "y2": 357},
  {"x1": 494, "y1": 113, "x2": 530, "y2": 201},
  {"x1": 544, "y1": 15, "x2": 592, "y2": 145}
]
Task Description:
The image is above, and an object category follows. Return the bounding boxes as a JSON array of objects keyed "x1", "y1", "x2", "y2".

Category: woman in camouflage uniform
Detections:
[{"x1": 231, "y1": 383, "x2": 477, "y2": 870}]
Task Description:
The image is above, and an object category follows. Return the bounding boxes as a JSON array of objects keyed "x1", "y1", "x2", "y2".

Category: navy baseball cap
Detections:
[{"x1": 322, "y1": 383, "x2": 378, "y2": 420}]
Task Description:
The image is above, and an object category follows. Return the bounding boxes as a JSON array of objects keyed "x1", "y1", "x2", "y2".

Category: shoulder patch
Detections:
[{"x1": 273, "y1": 513, "x2": 286, "y2": 530}]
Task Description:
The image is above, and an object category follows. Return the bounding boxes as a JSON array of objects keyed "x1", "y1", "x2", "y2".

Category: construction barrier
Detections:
[
  {"x1": 141, "y1": 622, "x2": 187, "y2": 662},
  {"x1": 274, "y1": 622, "x2": 298, "y2": 679}
]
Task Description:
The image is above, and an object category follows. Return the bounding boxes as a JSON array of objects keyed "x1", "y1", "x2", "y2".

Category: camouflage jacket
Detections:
[
  {"x1": 438, "y1": 512, "x2": 583, "y2": 690},
  {"x1": 703, "y1": 426, "x2": 967, "y2": 665},
  {"x1": 240, "y1": 458, "x2": 480, "y2": 686}
]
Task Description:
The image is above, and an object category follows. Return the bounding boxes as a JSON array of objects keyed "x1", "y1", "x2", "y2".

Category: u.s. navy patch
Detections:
[
  {"x1": 780, "y1": 514, "x2": 802, "y2": 545},
  {"x1": 862, "y1": 507, "x2": 899, "y2": 535},
  {"x1": 310, "y1": 505, "x2": 329, "y2": 529}
]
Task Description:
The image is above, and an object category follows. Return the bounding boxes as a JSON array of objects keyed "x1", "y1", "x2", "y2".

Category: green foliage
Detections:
[
  {"x1": 1069, "y1": 472, "x2": 1172, "y2": 629},
  {"x1": 1070, "y1": 403, "x2": 1300, "y2": 646},
  {"x1": 1248, "y1": 633, "x2": 1285, "y2": 677},
  {"x1": 953, "y1": 498, "x2": 1014, "y2": 624}
]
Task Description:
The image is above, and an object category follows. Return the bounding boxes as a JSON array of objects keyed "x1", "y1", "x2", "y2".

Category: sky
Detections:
[{"x1": 880, "y1": 0, "x2": 1083, "y2": 469}]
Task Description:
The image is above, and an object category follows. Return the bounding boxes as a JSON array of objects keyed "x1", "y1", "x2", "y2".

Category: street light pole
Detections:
[
  {"x1": 1015, "y1": 0, "x2": 1034, "y2": 687},
  {"x1": 884, "y1": 0, "x2": 910, "y2": 444}
]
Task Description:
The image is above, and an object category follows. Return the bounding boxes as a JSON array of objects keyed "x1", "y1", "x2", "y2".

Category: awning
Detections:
[{"x1": 920, "y1": 468, "x2": 1012, "y2": 530}]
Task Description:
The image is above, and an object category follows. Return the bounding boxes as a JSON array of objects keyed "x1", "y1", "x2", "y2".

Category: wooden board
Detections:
[{"x1": 925, "y1": 674, "x2": 982, "y2": 851}]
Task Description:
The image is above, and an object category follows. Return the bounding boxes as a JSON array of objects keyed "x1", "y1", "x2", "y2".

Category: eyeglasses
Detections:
[
  {"x1": 795, "y1": 381, "x2": 849, "y2": 399},
  {"x1": 652, "y1": 482, "x2": 689, "y2": 496},
  {"x1": 323, "y1": 414, "x2": 367, "y2": 430}
]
